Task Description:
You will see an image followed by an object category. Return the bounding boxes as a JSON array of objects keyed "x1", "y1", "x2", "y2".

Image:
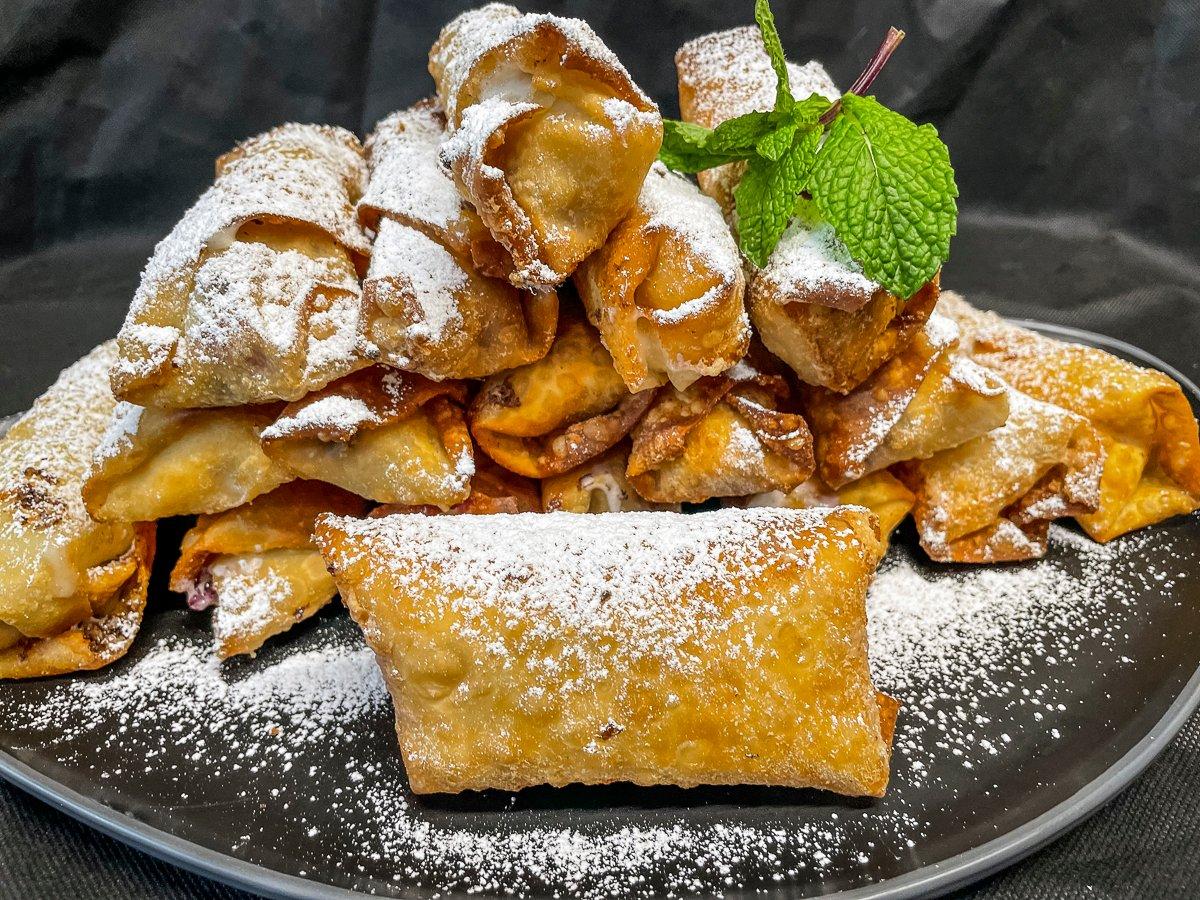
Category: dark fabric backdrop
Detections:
[{"x1": 2, "y1": 0, "x2": 1200, "y2": 897}]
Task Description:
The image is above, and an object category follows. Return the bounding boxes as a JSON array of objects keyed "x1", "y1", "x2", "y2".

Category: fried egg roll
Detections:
[
  {"x1": 942, "y1": 292, "x2": 1200, "y2": 542},
  {"x1": 431, "y1": 3, "x2": 663, "y2": 290},
  {"x1": 112, "y1": 124, "x2": 372, "y2": 408},
  {"x1": 626, "y1": 364, "x2": 814, "y2": 504},
  {"x1": 574, "y1": 162, "x2": 748, "y2": 392},
  {"x1": 897, "y1": 389, "x2": 1106, "y2": 563},
  {"x1": 359, "y1": 103, "x2": 558, "y2": 379},
  {"x1": 676, "y1": 28, "x2": 939, "y2": 391},
  {"x1": 261, "y1": 366, "x2": 474, "y2": 508},
  {"x1": 83, "y1": 402, "x2": 292, "y2": 522},
  {"x1": 315, "y1": 506, "x2": 896, "y2": 796},
  {"x1": 803, "y1": 316, "x2": 1010, "y2": 488},
  {"x1": 170, "y1": 481, "x2": 367, "y2": 659},
  {"x1": 748, "y1": 471, "x2": 915, "y2": 548},
  {"x1": 372, "y1": 454, "x2": 542, "y2": 517},
  {"x1": 469, "y1": 311, "x2": 656, "y2": 477},
  {"x1": 0, "y1": 343, "x2": 156, "y2": 679}
]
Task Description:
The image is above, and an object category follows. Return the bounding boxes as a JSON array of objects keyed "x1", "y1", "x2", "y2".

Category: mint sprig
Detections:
[{"x1": 661, "y1": 0, "x2": 958, "y2": 299}]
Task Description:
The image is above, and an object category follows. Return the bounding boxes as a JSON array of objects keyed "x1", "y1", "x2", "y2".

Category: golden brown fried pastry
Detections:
[
  {"x1": 315, "y1": 506, "x2": 896, "y2": 796},
  {"x1": 261, "y1": 366, "x2": 474, "y2": 507},
  {"x1": 803, "y1": 316, "x2": 1010, "y2": 487},
  {"x1": 112, "y1": 124, "x2": 373, "y2": 408},
  {"x1": 542, "y1": 445, "x2": 679, "y2": 512},
  {"x1": 359, "y1": 103, "x2": 558, "y2": 379},
  {"x1": 170, "y1": 481, "x2": 367, "y2": 659},
  {"x1": 751, "y1": 272, "x2": 941, "y2": 393},
  {"x1": 431, "y1": 3, "x2": 662, "y2": 290},
  {"x1": 897, "y1": 389, "x2": 1106, "y2": 563},
  {"x1": 0, "y1": 343, "x2": 156, "y2": 679},
  {"x1": 469, "y1": 311, "x2": 656, "y2": 477},
  {"x1": 676, "y1": 28, "x2": 939, "y2": 390},
  {"x1": 372, "y1": 454, "x2": 542, "y2": 517},
  {"x1": 748, "y1": 471, "x2": 915, "y2": 547},
  {"x1": 941, "y1": 292, "x2": 1200, "y2": 542},
  {"x1": 83, "y1": 402, "x2": 292, "y2": 522},
  {"x1": 574, "y1": 162, "x2": 748, "y2": 392},
  {"x1": 626, "y1": 364, "x2": 814, "y2": 504}
]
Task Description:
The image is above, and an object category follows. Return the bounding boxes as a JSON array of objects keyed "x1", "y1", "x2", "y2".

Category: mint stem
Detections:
[{"x1": 818, "y1": 27, "x2": 906, "y2": 126}]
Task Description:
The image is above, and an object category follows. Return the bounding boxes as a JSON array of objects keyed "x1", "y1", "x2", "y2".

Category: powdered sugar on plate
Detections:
[{"x1": 3, "y1": 514, "x2": 1194, "y2": 898}]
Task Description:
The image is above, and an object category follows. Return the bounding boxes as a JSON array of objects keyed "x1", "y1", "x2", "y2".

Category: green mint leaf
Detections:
[
  {"x1": 735, "y1": 127, "x2": 820, "y2": 266},
  {"x1": 808, "y1": 92, "x2": 958, "y2": 299},
  {"x1": 708, "y1": 111, "x2": 775, "y2": 153},
  {"x1": 754, "y1": 0, "x2": 793, "y2": 110},
  {"x1": 658, "y1": 120, "x2": 737, "y2": 173},
  {"x1": 790, "y1": 93, "x2": 835, "y2": 125},
  {"x1": 755, "y1": 122, "x2": 797, "y2": 161}
]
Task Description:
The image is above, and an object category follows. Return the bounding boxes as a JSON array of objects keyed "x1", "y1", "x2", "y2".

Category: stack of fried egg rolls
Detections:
[{"x1": 10, "y1": 3, "x2": 1200, "y2": 806}]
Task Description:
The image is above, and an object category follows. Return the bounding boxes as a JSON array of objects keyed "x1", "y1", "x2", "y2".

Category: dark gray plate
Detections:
[{"x1": 1, "y1": 319, "x2": 1199, "y2": 900}]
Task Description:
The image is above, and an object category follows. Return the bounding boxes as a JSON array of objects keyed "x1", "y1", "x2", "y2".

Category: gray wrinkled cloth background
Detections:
[{"x1": 2, "y1": 0, "x2": 1199, "y2": 897}]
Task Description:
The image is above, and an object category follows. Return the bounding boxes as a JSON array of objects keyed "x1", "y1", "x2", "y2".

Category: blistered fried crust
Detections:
[
  {"x1": 749, "y1": 471, "x2": 915, "y2": 548},
  {"x1": 940, "y1": 291, "x2": 1200, "y2": 542},
  {"x1": 261, "y1": 366, "x2": 474, "y2": 507},
  {"x1": 431, "y1": 4, "x2": 662, "y2": 290},
  {"x1": 373, "y1": 454, "x2": 542, "y2": 517},
  {"x1": 574, "y1": 162, "x2": 748, "y2": 392},
  {"x1": 752, "y1": 273, "x2": 940, "y2": 393},
  {"x1": 626, "y1": 367, "x2": 815, "y2": 504},
  {"x1": 470, "y1": 312, "x2": 656, "y2": 477},
  {"x1": 804, "y1": 315, "x2": 1010, "y2": 487},
  {"x1": 359, "y1": 104, "x2": 558, "y2": 379},
  {"x1": 316, "y1": 506, "x2": 895, "y2": 796},
  {"x1": 83, "y1": 402, "x2": 292, "y2": 522},
  {"x1": 897, "y1": 389, "x2": 1106, "y2": 563},
  {"x1": 112, "y1": 124, "x2": 373, "y2": 408},
  {"x1": 542, "y1": 445, "x2": 679, "y2": 513},
  {"x1": 169, "y1": 481, "x2": 366, "y2": 659}
]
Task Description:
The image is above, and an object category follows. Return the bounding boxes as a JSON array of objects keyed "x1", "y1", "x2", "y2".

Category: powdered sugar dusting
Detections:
[
  {"x1": 360, "y1": 105, "x2": 464, "y2": 232},
  {"x1": 432, "y1": 3, "x2": 649, "y2": 124},
  {"x1": 260, "y1": 395, "x2": 377, "y2": 442},
  {"x1": 366, "y1": 218, "x2": 466, "y2": 343},
  {"x1": 760, "y1": 218, "x2": 879, "y2": 301},
  {"x1": 636, "y1": 162, "x2": 745, "y2": 329}
]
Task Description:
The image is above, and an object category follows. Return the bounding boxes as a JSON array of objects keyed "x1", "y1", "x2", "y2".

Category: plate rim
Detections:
[{"x1": 2, "y1": 319, "x2": 1199, "y2": 900}]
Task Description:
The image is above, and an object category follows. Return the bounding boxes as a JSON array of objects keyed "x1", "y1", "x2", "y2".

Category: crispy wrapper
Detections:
[
  {"x1": 752, "y1": 273, "x2": 940, "y2": 393},
  {"x1": 470, "y1": 311, "x2": 656, "y2": 477},
  {"x1": 170, "y1": 481, "x2": 366, "y2": 659},
  {"x1": 804, "y1": 315, "x2": 1011, "y2": 487},
  {"x1": 316, "y1": 506, "x2": 896, "y2": 796},
  {"x1": 941, "y1": 292, "x2": 1200, "y2": 542},
  {"x1": 0, "y1": 343, "x2": 156, "y2": 678},
  {"x1": 542, "y1": 444, "x2": 679, "y2": 512},
  {"x1": 747, "y1": 471, "x2": 915, "y2": 548},
  {"x1": 112, "y1": 124, "x2": 373, "y2": 408},
  {"x1": 359, "y1": 103, "x2": 558, "y2": 379},
  {"x1": 574, "y1": 162, "x2": 748, "y2": 392},
  {"x1": 261, "y1": 366, "x2": 474, "y2": 507},
  {"x1": 0, "y1": 524, "x2": 155, "y2": 680},
  {"x1": 431, "y1": 4, "x2": 662, "y2": 290},
  {"x1": 896, "y1": 389, "x2": 1106, "y2": 563},
  {"x1": 83, "y1": 402, "x2": 292, "y2": 522},
  {"x1": 626, "y1": 364, "x2": 815, "y2": 504},
  {"x1": 372, "y1": 454, "x2": 542, "y2": 517}
]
